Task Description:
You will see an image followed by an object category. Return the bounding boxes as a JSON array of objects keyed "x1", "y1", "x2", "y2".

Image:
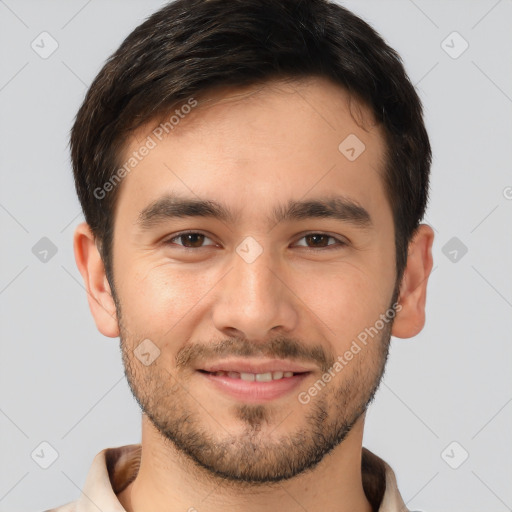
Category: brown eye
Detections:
[
  {"x1": 295, "y1": 233, "x2": 346, "y2": 249},
  {"x1": 179, "y1": 233, "x2": 205, "y2": 248},
  {"x1": 166, "y1": 232, "x2": 215, "y2": 248},
  {"x1": 305, "y1": 234, "x2": 330, "y2": 247}
]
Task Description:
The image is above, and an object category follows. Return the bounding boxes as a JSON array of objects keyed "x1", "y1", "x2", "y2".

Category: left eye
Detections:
[{"x1": 294, "y1": 233, "x2": 346, "y2": 249}]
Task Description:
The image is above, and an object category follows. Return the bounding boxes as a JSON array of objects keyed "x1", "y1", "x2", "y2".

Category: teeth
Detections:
[
  {"x1": 255, "y1": 372, "x2": 272, "y2": 382},
  {"x1": 210, "y1": 370, "x2": 297, "y2": 381}
]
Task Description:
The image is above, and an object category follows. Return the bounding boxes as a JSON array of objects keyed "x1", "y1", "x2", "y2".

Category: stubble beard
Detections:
[{"x1": 114, "y1": 289, "x2": 395, "y2": 486}]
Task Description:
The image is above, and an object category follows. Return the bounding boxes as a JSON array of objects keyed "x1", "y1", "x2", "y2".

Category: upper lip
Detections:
[{"x1": 199, "y1": 358, "x2": 314, "y2": 374}]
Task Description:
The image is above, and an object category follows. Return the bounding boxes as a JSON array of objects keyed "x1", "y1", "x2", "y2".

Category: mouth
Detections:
[
  {"x1": 198, "y1": 369, "x2": 304, "y2": 381},
  {"x1": 196, "y1": 359, "x2": 313, "y2": 403}
]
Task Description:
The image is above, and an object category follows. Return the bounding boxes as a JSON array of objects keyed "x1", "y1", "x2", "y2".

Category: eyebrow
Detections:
[{"x1": 136, "y1": 193, "x2": 373, "y2": 231}]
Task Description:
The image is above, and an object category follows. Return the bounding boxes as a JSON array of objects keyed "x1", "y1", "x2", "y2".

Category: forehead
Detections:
[{"x1": 114, "y1": 77, "x2": 389, "y2": 228}]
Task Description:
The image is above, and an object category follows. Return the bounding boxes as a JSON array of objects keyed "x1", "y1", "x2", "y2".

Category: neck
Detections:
[{"x1": 117, "y1": 415, "x2": 373, "y2": 512}]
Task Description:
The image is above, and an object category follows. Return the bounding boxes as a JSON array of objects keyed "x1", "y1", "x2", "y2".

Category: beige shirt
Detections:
[{"x1": 46, "y1": 444, "x2": 409, "y2": 512}]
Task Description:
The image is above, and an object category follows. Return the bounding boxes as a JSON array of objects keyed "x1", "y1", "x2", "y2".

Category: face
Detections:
[{"x1": 110, "y1": 77, "x2": 398, "y2": 483}]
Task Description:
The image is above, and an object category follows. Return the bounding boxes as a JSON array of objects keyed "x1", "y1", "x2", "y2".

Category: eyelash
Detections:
[{"x1": 164, "y1": 231, "x2": 348, "y2": 250}]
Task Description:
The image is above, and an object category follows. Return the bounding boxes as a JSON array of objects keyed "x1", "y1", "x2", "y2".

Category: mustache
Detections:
[{"x1": 175, "y1": 335, "x2": 336, "y2": 373}]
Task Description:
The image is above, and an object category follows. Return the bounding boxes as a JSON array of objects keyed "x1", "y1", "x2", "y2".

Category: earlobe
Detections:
[
  {"x1": 73, "y1": 222, "x2": 120, "y2": 338},
  {"x1": 391, "y1": 223, "x2": 435, "y2": 339}
]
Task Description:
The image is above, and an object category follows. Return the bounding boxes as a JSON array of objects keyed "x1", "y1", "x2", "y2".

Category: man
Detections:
[{"x1": 51, "y1": 0, "x2": 434, "y2": 510}]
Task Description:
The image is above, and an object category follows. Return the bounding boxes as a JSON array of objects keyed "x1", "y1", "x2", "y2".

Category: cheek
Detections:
[
  {"x1": 295, "y1": 264, "x2": 391, "y2": 344},
  {"x1": 118, "y1": 262, "x2": 217, "y2": 334}
]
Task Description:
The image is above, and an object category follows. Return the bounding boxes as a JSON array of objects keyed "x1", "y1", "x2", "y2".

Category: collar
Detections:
[{"x1": 71, "y1": 444, "x2": 408, "y2": 512}]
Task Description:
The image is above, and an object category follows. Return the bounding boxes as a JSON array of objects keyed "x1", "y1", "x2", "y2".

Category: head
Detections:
[{"x1": 72, "y1": 0, "x2": 434, "y2": 485}]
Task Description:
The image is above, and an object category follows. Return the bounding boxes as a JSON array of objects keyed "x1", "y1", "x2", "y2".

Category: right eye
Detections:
[{"x1": 164, "y1": 231, "x2": 218, "y2": 249}]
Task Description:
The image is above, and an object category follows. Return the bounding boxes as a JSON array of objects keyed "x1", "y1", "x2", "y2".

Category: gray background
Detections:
[{"x1": 1, "y1": 0, "x2": 511, "y2": 511}]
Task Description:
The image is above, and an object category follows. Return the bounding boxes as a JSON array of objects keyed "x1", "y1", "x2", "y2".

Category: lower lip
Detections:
[{"x1": 198, "y1": 371, "x2": 310, "y2": 403}]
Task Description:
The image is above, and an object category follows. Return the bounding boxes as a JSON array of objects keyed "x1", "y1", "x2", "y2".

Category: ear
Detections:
[
  {"x1": 73, "y1": 222, "x2": 120, "y2": 338},
  {"x1": 391, "y1": 223, "x2": 434, "y2": 338}
]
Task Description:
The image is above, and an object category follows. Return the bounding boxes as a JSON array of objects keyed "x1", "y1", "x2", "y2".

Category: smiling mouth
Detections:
[
  {"x1": 197, "y1": 369, "x2": 309, "y2": 382},
  {"x1": 196, "y1": 365, "x2": 312, "y2": 403}
]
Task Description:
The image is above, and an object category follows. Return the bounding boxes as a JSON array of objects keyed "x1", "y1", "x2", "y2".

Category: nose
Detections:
[{"x1": 211, "y1": 246, "x2": 299, "y2": 342}]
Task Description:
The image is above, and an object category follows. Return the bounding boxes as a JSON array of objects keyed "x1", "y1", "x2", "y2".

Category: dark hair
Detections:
[{"x1": 70, "y1": 0, "x2": 431, "y2": 292}]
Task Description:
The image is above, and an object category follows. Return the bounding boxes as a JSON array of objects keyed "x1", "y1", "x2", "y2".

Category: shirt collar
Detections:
[{"x1": 73, "y1": 444, "x2": 408, "y2": 512}]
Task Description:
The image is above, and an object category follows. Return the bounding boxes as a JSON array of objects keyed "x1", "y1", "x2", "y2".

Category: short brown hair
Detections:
[{"x1": 70, "y1": 0, "x2": 431, "y2": 290}]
